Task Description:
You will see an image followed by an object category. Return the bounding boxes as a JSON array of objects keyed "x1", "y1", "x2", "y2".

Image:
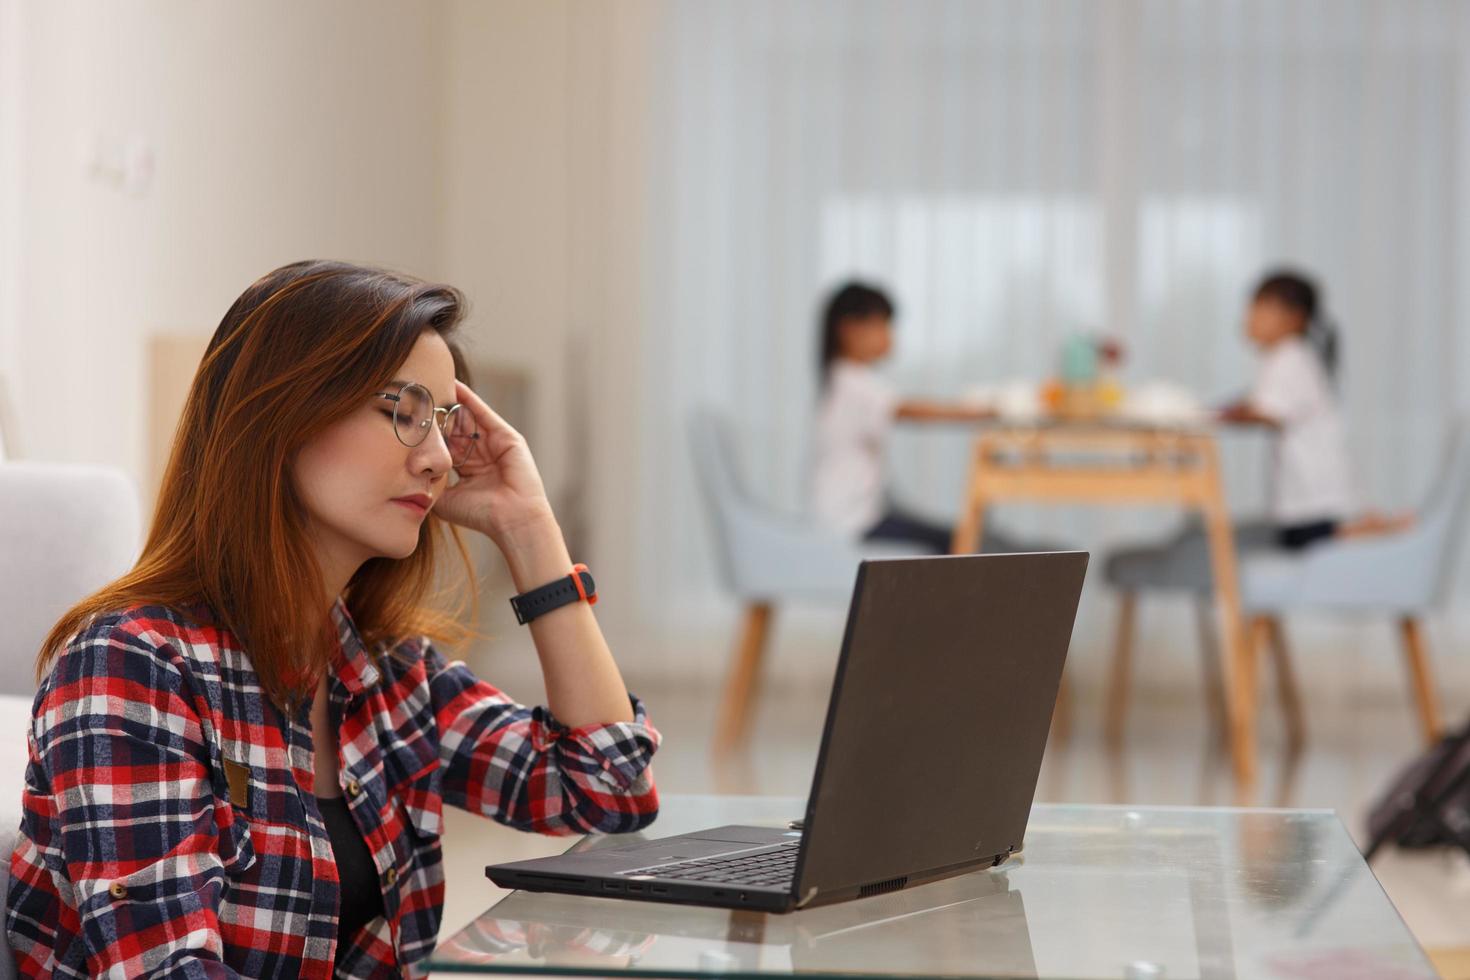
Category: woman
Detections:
[{"x1": 6, "y1": 261, "x2": 660, "y2": 977}]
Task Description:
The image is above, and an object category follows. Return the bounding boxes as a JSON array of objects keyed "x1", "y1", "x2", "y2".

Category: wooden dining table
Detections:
[{"x1": 948, "y1": 419, "x2": 1261, "y2": 787}]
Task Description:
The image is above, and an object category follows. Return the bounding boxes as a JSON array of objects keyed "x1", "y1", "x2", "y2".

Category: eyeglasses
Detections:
[{"x1": 374, "y1": 381, "x2": 480, "y2": 466}]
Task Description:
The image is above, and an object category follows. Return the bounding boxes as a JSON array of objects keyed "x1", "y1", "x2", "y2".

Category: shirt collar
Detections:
[{"x1": 330, "y1": 597, "x2": 381, "y2": 694}]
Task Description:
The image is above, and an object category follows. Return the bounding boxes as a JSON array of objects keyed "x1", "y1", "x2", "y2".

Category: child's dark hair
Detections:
[
  {"x1": 1254, "y1": 269, "x2": 1339, "y2": 379},
  {"x1": 819, "y1": 281, "x2": 895, "y2": 386}
]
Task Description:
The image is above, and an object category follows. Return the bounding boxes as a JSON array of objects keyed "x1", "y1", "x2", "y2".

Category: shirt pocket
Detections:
[
  {"x1": 395, "y1": 759, "x2": 443, "y2": 842},
  {"x1": 382, "y1": 758, "x2": 438, "y2": 846},
  {"x1": 379, "y1": 722, "x2": 443, "y2": 842}
]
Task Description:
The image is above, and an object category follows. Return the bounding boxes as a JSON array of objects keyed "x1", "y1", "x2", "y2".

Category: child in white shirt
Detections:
[
  {"x1": 1219, "y1": 270, "x2": 1409, "y2": 549},
  {"x1": 810, "y1": 282, "x2": 985, "y2": 553}
]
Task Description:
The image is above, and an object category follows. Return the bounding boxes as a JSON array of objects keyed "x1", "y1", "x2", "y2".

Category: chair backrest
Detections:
[
  {"x1": 688, "y1": 409, "x2": 763, "y2": 593},
  {"x1": 1244, "y1": 421, "x2": 1470, "y2": 614},
  {"x1": 0, "y1": 462, "x2": 141, "y2": 696},
  {"x1": 688, "y1": 409, "x2": 746, "y2": 507},
  {"x1": 688, "y1": 408, "x2": 888, "y2": 601},
  {"x1": 1406, "y1": 419, "x2": 1470, "y2": 607}
]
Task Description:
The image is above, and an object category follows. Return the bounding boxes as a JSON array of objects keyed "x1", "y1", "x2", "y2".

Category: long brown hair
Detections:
[{"x1": 38, "y1": 260, "x2": 478, "y2": 708}]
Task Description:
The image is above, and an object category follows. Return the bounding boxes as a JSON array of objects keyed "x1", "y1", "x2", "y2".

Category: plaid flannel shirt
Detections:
[{"x1": 5, "y1": 600, "x2": 660, "y2": 978}]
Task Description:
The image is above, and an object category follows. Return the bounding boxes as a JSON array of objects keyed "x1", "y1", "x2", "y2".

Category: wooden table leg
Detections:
[
  {"x1": 1198, "y1": 442, "x2": 1254, "y2": 788},
  {"x1": 951, "y1": 504, "x2": 986, "y2": 555},
  {"x1": 1104, "y1": 591, "x2": 1138, "y2": 746},
  {"x1": 951, "y1": 436, "x2": 989, "y2": 554}
]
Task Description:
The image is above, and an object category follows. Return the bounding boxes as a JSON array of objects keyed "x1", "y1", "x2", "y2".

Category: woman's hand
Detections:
[
  {"x1": 437, "y1": 391, "x2": 631, "y2": 728},
  {"x1": 435, "y1": 380, "x2": 557, "y2": 550}
]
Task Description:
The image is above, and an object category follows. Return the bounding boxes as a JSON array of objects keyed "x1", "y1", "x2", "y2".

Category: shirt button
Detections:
[
  {"x1": 109, "y1": 881, "x2": 128, "y2": 900},
  {"x1": 345, "y1": 780, "x2": 361, "y2": 798},
  {"x1": 385, "y1": 867, "x2": 398, "y2": 886}
]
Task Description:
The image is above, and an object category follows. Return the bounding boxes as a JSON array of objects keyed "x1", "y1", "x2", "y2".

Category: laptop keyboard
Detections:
[{"x1": 622, "y1": 841, "x2": 800, "y2": 887}]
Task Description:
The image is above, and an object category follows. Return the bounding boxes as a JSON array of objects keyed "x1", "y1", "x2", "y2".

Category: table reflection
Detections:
[{"x1": 436, "y1": 867, "x2": 1033, "y2": 976}]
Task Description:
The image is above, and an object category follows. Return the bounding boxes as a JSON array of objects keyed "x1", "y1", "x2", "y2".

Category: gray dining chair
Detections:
[
  {"x1": 1102, "y1": 421, "x2": 1470, "y2": 748},
  {"x1": 1102, "y1": 518, "x2": 1279, "y2": 744},
  {"x1": 690, "y1": 409, "x2": 1060, "y2": 752},
  {"x1": 690, "y1": 410, "x2": 913, "y2": 753}
]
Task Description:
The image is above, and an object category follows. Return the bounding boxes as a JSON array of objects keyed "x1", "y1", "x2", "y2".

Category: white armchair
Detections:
[
  {"x1": 0, "y1": 462, "x2": 141, "y2": 691},
  {"x1": 0, "y1": 461, "x2": 141, "y2": 975}
]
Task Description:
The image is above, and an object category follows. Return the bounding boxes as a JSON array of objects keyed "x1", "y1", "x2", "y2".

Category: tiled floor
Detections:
[{"x1": 433, "y1": 640, "x2": 1470, "y2": 975}]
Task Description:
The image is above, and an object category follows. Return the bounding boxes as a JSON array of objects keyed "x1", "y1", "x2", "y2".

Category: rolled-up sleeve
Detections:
[
  {"x1": 13, "y1": 621, "x2": 240, "y2": 979},
  {"x1": 423, "y1": 644, "x2": 660, "y2": 836}
]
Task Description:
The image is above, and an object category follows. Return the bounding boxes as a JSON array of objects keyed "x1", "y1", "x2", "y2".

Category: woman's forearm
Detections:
[{"x1": 495, "y1": 510, "x2": 635, "y2": 728}]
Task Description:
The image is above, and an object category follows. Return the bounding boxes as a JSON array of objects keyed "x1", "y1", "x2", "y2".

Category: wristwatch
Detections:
[{"x1": 509, "y1": 564, "x2": 597, "y2": 625}]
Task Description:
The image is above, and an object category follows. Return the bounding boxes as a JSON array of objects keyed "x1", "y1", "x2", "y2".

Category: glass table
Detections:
[{"x1": 427, "y1": 794, "x2": 1436, "y2": 979}]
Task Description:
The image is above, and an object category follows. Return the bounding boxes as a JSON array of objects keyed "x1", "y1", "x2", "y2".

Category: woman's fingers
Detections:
[
  {"x1": 455, "y1": 379, "x2": 518, "y2": 437},
  {"x1": 454, "y1": 379, "x2": 525, "y2": 464},
  {"x1": 441, "y1": 380, "x2": 553, "y2": 537}
]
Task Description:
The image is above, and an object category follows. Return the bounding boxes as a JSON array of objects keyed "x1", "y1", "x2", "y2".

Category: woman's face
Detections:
[
  {"x1": 1246, "y1": 296, "x2": 1306, "y2": 349},
  {"x1": 293, "y1": 330, "x2": 457, "y2": 587}
]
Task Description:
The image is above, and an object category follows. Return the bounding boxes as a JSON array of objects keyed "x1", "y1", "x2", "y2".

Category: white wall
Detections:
[
  {"x1": 437, "y1": 1, "x2": 662, "y2": 689},
  {"x1": 0, "y1": 0, "x2": 666, "y2": 689},
  {"x1": 0, "y1": 0, "x2": 25, "y2": 458},
  {"x1": 1, "y1": 0, "x2": 446, "y2": 480},
  {"x1": 439, "y1": 0, "x2": 572, "y2": 483}
]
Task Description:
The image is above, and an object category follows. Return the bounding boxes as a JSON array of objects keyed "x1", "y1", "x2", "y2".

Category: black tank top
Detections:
[{"x1": 317, "y1": 794, "x2": 385, "y2": 963}]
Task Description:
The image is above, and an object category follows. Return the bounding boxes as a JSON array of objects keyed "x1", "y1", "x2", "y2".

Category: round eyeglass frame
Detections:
[{"x1": 374, "y1": 381, "x2": 481, "y2": 464}]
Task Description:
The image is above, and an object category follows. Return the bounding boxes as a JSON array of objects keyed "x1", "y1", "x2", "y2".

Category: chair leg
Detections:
[
  {"x1": 1230, "y1": 616, "x2": 1268, "y2": 789},
  {"x1": 1104, "y1": 592, "x2": 1138, "y2": 746},
  {"x1": 714, "y1": 603, "x2": 774, "y2": 755},
  {"x1": 1264, "y1": 617, "x2": 1306, "y2": 751},
  {"x1": 1399, "y1": 616, "x2": 1443, "y2": 745},
  {"x1": 1194, "y1": 599, "x2": 1228, "y2": 743}
]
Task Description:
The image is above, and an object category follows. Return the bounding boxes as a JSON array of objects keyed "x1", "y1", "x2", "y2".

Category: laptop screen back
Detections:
[{"x1": 792, "y1": 552, "x2": 1088, "y2": 907}]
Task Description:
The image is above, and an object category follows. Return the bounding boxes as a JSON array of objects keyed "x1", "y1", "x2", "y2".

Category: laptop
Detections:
[{"x1": 486, "y1": 551, "x2": 1088, "y2": 914}]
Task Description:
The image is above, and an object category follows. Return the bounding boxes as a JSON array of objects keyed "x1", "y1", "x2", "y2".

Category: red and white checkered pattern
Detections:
[{"x1": 6, "y1": 600, "x2": 660, "y2": 978}]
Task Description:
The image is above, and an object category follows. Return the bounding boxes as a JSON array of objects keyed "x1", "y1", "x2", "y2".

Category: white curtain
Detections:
[{"x1": 636, "y1": 0, "x2": 1470, "y2": 640}]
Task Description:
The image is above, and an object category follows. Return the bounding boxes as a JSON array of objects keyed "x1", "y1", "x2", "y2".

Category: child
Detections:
[
  {"x1": 1219, "y1": 270, "x2": 1409, "y2": 549},
  {"x1": 810, "y1": 281, "x2": 985, "y2": 553}
]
